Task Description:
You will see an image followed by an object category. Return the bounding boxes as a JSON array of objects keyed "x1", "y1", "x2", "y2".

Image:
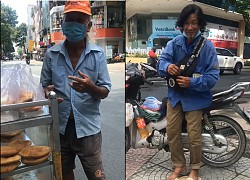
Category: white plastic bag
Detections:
[
  {"x1": 1, "y1": 63, "x2": 45, "y2": 105},
  {"x1": 126, "y1": 103, "x2": 134, "y2": 127}
]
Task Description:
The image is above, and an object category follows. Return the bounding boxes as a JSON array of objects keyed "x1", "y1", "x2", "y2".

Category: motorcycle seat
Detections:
[
  {"x1": 210, "y1": 86, "x2": 245, "y2": 109},
  {"x1": 212, "y1": 86, "x2": 245, "y2": 99}
]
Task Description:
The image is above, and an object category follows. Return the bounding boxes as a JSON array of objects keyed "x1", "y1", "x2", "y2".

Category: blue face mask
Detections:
[
  {"x1": 183, "y1": 30, "x2": 201, "y2": 39},
  {"x1": 62, "y1": 22, "x2": 87, "y2": 43}
]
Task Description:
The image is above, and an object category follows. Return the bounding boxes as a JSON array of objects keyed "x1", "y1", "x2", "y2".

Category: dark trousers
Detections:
[{"x1": 60, "y1": 118, "x2": 106, "y2": 180}]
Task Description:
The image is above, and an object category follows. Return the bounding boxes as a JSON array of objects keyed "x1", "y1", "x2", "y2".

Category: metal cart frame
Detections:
[{"x1": 1, "y1": 92, "x2": 62, "y2": 180}]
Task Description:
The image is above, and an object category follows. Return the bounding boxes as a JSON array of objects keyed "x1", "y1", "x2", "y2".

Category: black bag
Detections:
[{"x1": 166, "y1": 36, "x2": 206, "y2": 90}]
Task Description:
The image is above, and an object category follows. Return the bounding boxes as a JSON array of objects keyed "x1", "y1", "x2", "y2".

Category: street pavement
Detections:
[
  {"x1": 2, "y1": 59, "x2": 250, "y2": 180},
  {"x1": 126, "y1": 104, "x2": 250, "y2": 180},
  {"x1": 126, "y1": 66, "x2": 250, "y2": 180},
  {"x1": 126, "y1": 120, "x2": 250, "y2": 180}
]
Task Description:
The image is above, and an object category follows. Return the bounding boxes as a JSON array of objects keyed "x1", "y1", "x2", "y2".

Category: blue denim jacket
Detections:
[
  {"x1": 40, "y1": 40, "x2": 112, "y2": 138},
  {"x1": 157, "y1": 35, "x2": 219, "y2": 112}
]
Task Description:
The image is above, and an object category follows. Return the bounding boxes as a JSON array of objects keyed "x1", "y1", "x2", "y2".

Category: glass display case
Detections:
[{"x1": 1, "y1": 93, "x2": 62, "y2": 180}]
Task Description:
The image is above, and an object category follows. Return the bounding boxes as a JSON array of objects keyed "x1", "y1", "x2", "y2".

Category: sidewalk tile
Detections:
[
  {"x1": 233, "y1": 175, "x2": 250, "y2": 180},
  {"x1": 224, "y1": 157, "x2": 250, "y2": 174},
  {"x1": 241, "y1": 167, "x2": 250, "y2": 177},
  {"x1": 200, "y1": 165, "x2": 236, "y2": 179}
]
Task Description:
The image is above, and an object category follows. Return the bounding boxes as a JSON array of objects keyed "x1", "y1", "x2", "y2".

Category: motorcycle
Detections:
[
  {"x1": 139, "y1": 56, "x2": 165, "y2": 79},
  {"x1": 125, "y1": 62, "x2": 250, "y2": 167},
  {"x1": 26, "y1": 58, "x2": 30, "y2": 65}
]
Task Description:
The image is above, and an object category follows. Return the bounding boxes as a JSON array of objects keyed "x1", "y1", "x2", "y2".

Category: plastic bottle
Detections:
[
  {"x1": 136, "y1": 117, "x2": 149, "y2": 138},
  {"x1": 133, "y1": 106, "x2": 149, "y2": 138}
]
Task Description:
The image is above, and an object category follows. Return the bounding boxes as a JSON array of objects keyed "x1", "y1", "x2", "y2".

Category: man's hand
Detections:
[
  {"x1": 167, "y1": 64, "x2": 181, "y2": 75},
  {"x1": 68, "y1": 70, "x2": 95, "y2": 93},
  {"x1": 176, "y1": 76, "x2": 190, "y2": 88},
  {"x1": 45, "y1": 85, "x2": 64, "y2": 103}
]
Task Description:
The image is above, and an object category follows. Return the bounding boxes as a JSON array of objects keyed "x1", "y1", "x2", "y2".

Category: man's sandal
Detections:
[
  {"x1": 166, "y1": 175, "x2": 180, "y2": 180},
  {"x1": 186, "y1": 177, "x2": 201, "y2": 180}
]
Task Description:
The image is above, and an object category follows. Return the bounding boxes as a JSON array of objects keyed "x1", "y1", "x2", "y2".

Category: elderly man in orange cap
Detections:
[{"x1": 40, "y1": 1, "x2": 111, "y2": 179}]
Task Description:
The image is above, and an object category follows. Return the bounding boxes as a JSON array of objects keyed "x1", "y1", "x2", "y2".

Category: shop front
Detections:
[
  {"x1": 91, "y1": 1, "x2": 125, "y2": 55},
  {"x1": 204, "y1": 22, "x2": 239, "y2": 55},
  {"x1": 126, "y1": 0, "x2": 245, "y2": 57}
]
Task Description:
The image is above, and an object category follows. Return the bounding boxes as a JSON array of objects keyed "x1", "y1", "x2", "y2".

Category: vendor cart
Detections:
[{"x1": 1, "y1": 92, "x2": 62, "y2": 180}]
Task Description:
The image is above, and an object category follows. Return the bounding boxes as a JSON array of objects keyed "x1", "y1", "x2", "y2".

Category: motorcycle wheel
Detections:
[
  {"x1": 125, "y1": 127, "x2": 131, "y2": 153},
  {"x1": 26, "y1": 59, "x2": 30, "y2": 65},
  {"x1": 201, "y1": 115, "x2": 246, "y2": 168}
]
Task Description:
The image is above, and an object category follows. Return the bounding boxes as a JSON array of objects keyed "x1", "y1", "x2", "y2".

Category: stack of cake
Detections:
[
  {"x1": 0, "y1": 146, "x2": 21, "y2": 174},
  {"x1": 19, "y1": 146, "x2": 51, "y2": 165},
  {"x1": 0, "y1": 130, "x2": 24, "y2": 143}
]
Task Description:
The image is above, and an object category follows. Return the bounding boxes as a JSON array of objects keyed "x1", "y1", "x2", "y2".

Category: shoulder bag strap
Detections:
[{"x1": 186, "y1": 36, "x2": 206, "y2": 67}]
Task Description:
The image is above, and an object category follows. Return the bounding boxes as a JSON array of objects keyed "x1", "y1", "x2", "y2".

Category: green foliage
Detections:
[
  {"x1": 1, "y1": 3, "x2": 18, "y2": 56},
  {"x1": 14, "y1": 23, "x2": 28, "y2": 49},
  {"x1": 17, "y1": 47, "x2": 23, "y2": 57},
  {"x1": 227, "y1": 0, "x2": 250, "y2": 36},
  {"x1": 1, "y1": 4, "x2": 18, "y2": 26}
]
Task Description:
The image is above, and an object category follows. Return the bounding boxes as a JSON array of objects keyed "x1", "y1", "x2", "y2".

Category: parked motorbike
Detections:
[
  {"x1": 26, "y1": 59, "x2": 30, "y2": 65},
  {"x1": 140, "y1": 62, "x2": 159, "y2": 78},
  {"x1": 125, "y1": 62, "x2": 250, "y2": 167}
]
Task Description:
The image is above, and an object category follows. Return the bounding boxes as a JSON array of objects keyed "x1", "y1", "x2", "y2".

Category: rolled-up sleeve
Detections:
[
  {"x1": 40, "y1": 52, "x2": 52, "y2": 88},
  {"x1": 96, "y1": 51, "x2": 112, "y2": 91}
]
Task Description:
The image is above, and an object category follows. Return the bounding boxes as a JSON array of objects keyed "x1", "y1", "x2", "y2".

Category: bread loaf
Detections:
[
  {"x1": 18, "y1": 91, "x2": 34, "y2": 103},
  {"x1": 19, "y1": 146, "x2": 51, "y2": 159},
  {"x1": 1, "y1": 130, "x2": 22, "y2": 137},
  {"x1": 0, "y1": 132, "x2": 23, "y2": 143},
  {"x1": 0, "y1": 161, "x2": 21, "y2": 174},
  {"x1": 21, "y1": 106, "x2": 42, "y2": 112},
  {"x1": 0, "y1": 146, "x2": 19, "y2": 157},
  {"x1": 0, "y1": 155, "x2": 21, "y2": 165},
  {"x1": 21, "y1": 153, "x2": 50, "y2": 165},
  {"x1": 8, "y1": 139, "x2": 32, "y2": 152}
]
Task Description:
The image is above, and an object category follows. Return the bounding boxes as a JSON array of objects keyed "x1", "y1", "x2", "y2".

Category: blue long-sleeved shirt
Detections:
[
  {"x1": 40, "y1": 40, "x2": 112, "y2": 138},
  {"x1": 158, "y1": 35, "x2": 219, "y2": 111}
]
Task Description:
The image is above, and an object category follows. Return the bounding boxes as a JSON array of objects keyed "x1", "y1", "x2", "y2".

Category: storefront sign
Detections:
[
  {"x1": 147, "y1": 19, "x2": 181, "y2": 47},
  {"x1": 152, "y1": 19, "x2": 180, "y2": 33},
  {"x1": 205, "y1": 22, "x2": 238, "y2": 49}
]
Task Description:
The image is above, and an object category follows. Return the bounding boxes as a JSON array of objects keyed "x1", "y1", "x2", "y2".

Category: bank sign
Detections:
[
  {"x1": 152, "y1": 19, "x2": 180, "y2": 33},
  {"x1": 147, "y1": 19, "x2": 181, "y2": 47}
]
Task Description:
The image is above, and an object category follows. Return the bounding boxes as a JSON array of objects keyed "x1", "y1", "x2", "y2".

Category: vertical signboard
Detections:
[
  {"x1": 28, "y1": 40, "x2": 34, "y2": 52},
  {"x1": 106, "y1": 45, "x2": 113, "y2": 59}
]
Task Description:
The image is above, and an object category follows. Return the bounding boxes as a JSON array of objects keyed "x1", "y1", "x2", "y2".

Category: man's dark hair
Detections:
[{"x1": 176, "y1": 4, "x2": 207, "y2": 32}]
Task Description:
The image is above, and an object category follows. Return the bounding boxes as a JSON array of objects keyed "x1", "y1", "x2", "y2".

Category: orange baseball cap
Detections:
[{"x1": 64, "y1": 0, "x2": 92, "y2": 15}]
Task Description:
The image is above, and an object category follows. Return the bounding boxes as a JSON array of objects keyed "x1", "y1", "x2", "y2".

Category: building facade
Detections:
[
  {"x1": 29, "y1": 0, "x2": 125, "y2": 60},
  {"x1": 26, "y1": 4, "x2": 36, "y2": 55},
  {"x1": 91, "y1": 1, "x2": 125, "y2": 58},
  {"x1": 126, "y1": 0, "x2": 246, "y2": 58}
]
